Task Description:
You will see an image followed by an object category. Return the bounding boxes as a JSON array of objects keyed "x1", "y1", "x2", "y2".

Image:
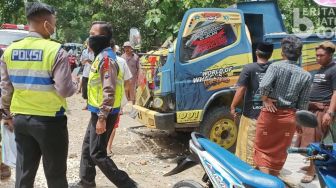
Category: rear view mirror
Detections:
[
  {"x1": 129, "y1": 27, "x2": 141, "y2": 49},
  {"x1": 296, "y1": 110, "x2": 318, "y2": 128}
]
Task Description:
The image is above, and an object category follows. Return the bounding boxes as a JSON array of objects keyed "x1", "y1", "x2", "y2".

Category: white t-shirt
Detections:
[
  {"x1": 82, "y1": 64, "x2": 91, "y2": 78},
  {"x1": 117, "y1": 56, "x2": 132, "y2": 81},
  {"x1": 117, "y1": 56, "x2": 133, "y2": 107},
  {"x1": 81, "y1": 49, "x2": 94, "y2": 78}
]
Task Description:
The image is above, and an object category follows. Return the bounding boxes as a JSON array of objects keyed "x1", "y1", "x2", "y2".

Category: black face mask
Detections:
[{"x1": 88, "y1": 35, "x2": 110, "y2": 56}]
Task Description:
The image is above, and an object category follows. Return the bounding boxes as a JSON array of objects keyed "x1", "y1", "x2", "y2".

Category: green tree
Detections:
[
  {"x1": 1, "y1": 0, "x2": 334, "y2": 50},
  {"x1": 278, "y1": 0, "x2": 320, "y2": 33},
  {"x1": 0, "y1": 0, "x2": 25, "y2": 23},
  {"x1": 86, "y1": 0, "x2": 151, "y2": 49}
]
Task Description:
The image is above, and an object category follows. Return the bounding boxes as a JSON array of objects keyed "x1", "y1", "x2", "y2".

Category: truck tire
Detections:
[
  {"x1": 200, "y1": 106, "x2": 238, "y2": 152},
  {"x1": 173, "y1": 180, "x2": 204, "y2": 188}
]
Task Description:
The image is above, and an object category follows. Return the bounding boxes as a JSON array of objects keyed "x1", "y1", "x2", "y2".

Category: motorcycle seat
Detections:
[{"x1": 198, "y1": 138, "x2": 285, "y2": 188}]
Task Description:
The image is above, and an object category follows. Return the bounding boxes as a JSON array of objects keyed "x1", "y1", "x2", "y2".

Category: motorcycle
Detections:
[
  {"x1": 164, "y1": 132, "x2": 291, "y2": 187},
  {"x1": 165, "y1": 110, "x2": 334, "y2": 188},
  {"x1": 287, "y1": 110, "x2": 336, "y2": 188}
]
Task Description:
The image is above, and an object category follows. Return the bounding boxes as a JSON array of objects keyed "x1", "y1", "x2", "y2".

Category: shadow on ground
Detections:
[{"x1": 125, "y1": 126, "x2": 192, "y2": 160}]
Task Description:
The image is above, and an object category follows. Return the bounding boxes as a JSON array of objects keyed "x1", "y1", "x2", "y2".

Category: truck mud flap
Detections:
[{"x1": 164, "y1": 154, "x2": 199, "y2": 176}]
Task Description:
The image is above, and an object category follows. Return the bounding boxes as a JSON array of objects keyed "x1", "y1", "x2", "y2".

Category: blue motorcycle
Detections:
[
  {"x1": 165, "y1": 131, "x2": 285, "y2": 188},
  {"x1": 165, "y1": 110, "x2": 335, "y2": 188},
  {"x1": 288, "y1": 110, "x2": 336, "y2": 188}
]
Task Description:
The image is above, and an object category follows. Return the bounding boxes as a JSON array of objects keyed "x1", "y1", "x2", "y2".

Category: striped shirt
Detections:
[{"x1": 259, "y1": 60, "x2": 312, "y2": 110}]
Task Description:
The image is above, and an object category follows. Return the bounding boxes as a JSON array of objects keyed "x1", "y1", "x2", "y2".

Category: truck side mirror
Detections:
[{"x1": 129, "y1": 27, "x2": 141, "y2": 49}]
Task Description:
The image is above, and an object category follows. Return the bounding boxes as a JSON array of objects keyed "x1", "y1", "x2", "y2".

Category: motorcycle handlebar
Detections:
[
  {"x1": 191, "y1": 132, "x2": 205, "y2": 151},
  {"x1": 307, "y1": 154, "x2": 329, "y2": 161},
  {"x1": 287, "y1": 147, "x2": 308, "y2": 154}
]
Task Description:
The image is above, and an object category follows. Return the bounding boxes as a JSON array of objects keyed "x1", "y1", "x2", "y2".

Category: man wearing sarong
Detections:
[
  {"x1": 254, "y1": 36, "x2": 312, "y2": 176},
  {"x1": 231, "y1": 42, "x2": 274, "y2": 166},
  {"x1": 296, "y1": 41, "x2": 336, "y2": 183}
]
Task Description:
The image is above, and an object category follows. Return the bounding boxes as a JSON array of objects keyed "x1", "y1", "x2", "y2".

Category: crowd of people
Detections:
[
  {"x1": 0, "y1": 2, "x2": 139, "y2": 188},
  {"x1": 231, "y1": 37, "x2": 336, "y2": 183},
  {"x1": 0, "y1": 1, "x2": 335, "y2": 188}
]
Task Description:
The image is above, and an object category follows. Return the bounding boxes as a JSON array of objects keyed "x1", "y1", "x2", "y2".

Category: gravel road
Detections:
[
  {"x1": 0, "y1": 94, "x2": 320, "y2": 187},
  {"x1": 0, "y1": 94, "x2": 203, "y2": 188}
]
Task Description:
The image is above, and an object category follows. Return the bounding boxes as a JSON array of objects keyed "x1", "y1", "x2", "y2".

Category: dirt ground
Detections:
[
  {"x1": 0, "y1": 93, "x2": 320, "y2": 188},
  {"x1": 0, "y1": 93, "x2": 204, "y2": 188}
]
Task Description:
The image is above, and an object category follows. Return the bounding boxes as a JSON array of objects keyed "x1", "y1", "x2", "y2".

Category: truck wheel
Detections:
[
  {"x1": 173, "y1": 180, "x2": 204, "y2": 188},
  {"x1": 200, "y1": 106, "x2": 238, "y2": 152}
]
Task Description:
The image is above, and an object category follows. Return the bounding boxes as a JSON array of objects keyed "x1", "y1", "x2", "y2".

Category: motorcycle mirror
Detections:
[
  {"x1": 296, "y1": 110, "x2": 318, "y2": 128},
  {"x1": 129, "y1": 27, "x2": 141, "y2": 50}
]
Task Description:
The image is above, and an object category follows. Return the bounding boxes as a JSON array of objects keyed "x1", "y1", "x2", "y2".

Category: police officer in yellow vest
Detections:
[
  {"x1": 78, "y1": 21, "x2": 137, "y2": 188},
  {"x1": 0, "y1": 3, "x2": 76, "y2": 188}
]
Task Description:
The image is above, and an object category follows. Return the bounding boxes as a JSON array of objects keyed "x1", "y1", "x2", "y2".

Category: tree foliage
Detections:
[
  {"x1": 0, "y1": 0, "x2": 334, "y2": 50},
  {"x1": 0, "y1": 0, "x2": 150, "y2": 48},
  {"x1": 0, "y1": 0, "x2": 25, "y2": 23},
  {"x1": 278, "y1": 0, "x2": 321, "y2": 33}
]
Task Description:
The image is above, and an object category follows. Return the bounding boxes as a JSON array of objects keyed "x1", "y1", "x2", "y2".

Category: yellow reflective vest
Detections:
[
  {"x1": 87, "y1": 48, "x2": 123, "y2": 115},
  {"x1": 3, "y1": 37, "x2": 67, "y2": 116}
]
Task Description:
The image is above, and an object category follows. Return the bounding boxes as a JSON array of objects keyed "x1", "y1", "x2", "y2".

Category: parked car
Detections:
[{"x1": 0, "y1": 23, "x2": 29, "y2": 51}]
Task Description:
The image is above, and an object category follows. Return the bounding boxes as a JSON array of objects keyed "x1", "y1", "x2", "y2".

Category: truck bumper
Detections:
[{"x1": 133, "y1": 105, "x2": 175, "y2": 130}]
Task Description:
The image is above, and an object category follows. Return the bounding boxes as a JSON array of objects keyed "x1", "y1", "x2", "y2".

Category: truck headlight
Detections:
[{"x1": 153, "y1": 97, "x2": 163, "y2": 108}]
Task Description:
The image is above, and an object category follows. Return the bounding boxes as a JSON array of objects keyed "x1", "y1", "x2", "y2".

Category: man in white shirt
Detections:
[
  {"x1": 106, "y1": 40, "x2": 132, "y2": 156},
  {"x1": 79, "y1": 45, "x2": 94, "y2": 109}
]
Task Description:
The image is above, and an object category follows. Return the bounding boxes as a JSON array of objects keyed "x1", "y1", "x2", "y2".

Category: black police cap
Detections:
[{"x1": 25, "y1": 2, "x2": 55, "y2": 19}]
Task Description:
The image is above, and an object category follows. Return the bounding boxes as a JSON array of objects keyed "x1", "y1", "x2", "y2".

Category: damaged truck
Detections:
[{"x1": 134, "y1": 0, "x2": 335, "y2": 151}]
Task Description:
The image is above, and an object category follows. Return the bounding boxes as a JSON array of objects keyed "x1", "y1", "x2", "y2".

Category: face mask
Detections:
[
  {"x1": 88, "y1": 35, "x2": 110, "y2": 56},
  {"x1": 44, "y1": 21, "x2": 56, "y2": 39}
]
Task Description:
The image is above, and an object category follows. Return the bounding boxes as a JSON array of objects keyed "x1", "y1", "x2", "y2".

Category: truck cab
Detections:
[{"x1": 134, "y1": 1, "x2": 335, "y2": 151}]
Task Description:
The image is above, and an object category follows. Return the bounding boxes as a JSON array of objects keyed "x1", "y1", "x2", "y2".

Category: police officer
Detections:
[
  {"x1": 0, "y1": 2, "x2": 76, "y2": 188},
  {"x1": 0, "y1": 48, "x2": 12, "y2": 180},
  {"x1": 78, "y1": 21, "x2": 137, "y2": 188}
]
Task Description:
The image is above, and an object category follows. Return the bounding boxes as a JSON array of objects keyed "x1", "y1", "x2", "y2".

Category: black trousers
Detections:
[
  {"x1": 79, "y1": 113, "x2": 135, "y2": 188},
  {"x1": 13, "y1": 115, "x2": 68, "y2": 188},
  {"x1": 81, "y1": 77, "x2": 89, "y2": 100}
]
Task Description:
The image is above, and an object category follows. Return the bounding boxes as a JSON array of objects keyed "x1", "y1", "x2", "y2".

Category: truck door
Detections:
[{"x1": 174, "y1": 9, "x2": 252, "y2": 124}]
